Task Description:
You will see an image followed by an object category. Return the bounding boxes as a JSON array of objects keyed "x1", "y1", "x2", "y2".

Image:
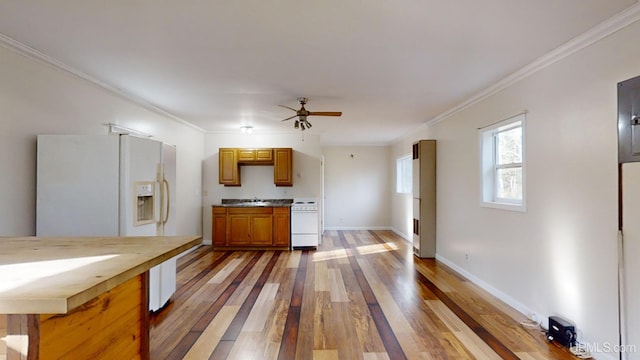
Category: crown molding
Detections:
[
  {"x1": 425, "y1": 2, "x2": 640, "y2": 128},
  {"x1": 0, "y1": 32, "x2": 205, "y2": 133}
]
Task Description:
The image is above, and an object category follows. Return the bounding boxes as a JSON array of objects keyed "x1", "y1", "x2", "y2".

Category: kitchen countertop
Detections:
[
  {"x1": 214, "y1": 198, "x2": 293, "y2": 207},
  {"x1": 0, "y1": 235, "x2": 201, "y2": 314}
]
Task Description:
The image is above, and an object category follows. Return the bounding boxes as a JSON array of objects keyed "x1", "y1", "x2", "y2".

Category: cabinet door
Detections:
[
  {"x1": 273, "y1": 148, "x2": 293, "y2": 186},
  {"x1": 251, "y1": 215, "x2": 273, "y2": 245},
  {"x1": 212, "y1": 207, "x2": 227, "y2": 246},
  {"x1": 237, "y1": 149, "x2": 256, "y2": 162},
  {"x1": 228, "y1": 215, "x2": 251, "y2": 245},
  {"x1": 219, "y1": 148, "x2": 240, "y2": 186},
  {"x1": 273, "y1": 208, "x2": 290, "y2": 246},
  {"x1": 256, "y1": 149, "x2": 273, "y2": 162},
  {"x1": 238, "y1": 148, "x2": 274, "y2": 164}
]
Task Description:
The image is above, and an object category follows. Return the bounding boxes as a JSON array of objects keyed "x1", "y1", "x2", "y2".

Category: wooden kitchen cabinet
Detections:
[
  {"x1": 227, "y1": 207, "x2": 274, "y2": 246},
  {"x1": 219, "y1": 148, "x2": 240, "y2": 186},
  {"x1": 219, "y1": 147, "x2": 292, "y2": 186},
  {"x1": 212, "y1": 207, "x2": 227, "y2": 246},
  {"x1": 250, "y1": 214, "x2": 273, "y2": 245},
  {"x1": 228, "y1": 214, "x2": 251, "y2": 245},
  {"x1": 273, "y1": 148, "x2": 293, "y2": 186},
  {"x1": 227, "y1": 209, "x2": 273, "y2": 246},
  {"x1": 273, "y1": 207, "x2": 291, "y2": 246},
  {"x1": 237, "y1": 148, "x2": 273, "y2": 164},
  {"x1": 211, "y1": 206, "x2": 289, "y2": 249}
]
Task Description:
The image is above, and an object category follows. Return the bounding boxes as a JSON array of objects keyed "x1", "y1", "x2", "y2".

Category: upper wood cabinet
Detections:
[
  {"x1": 237, "y1": 148, "x2": 273, "y2": 164},
  {"x1": 219, "y1": 148, "x2": 240, "y2": 186},
  {"x1": 219, "y1": 147, "x2": 292, "y2": 186},
  {"x1": 273, "y1": 148, "x2": 293, "y2": 187}
]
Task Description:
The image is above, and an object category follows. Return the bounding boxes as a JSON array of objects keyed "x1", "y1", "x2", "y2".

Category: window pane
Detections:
[
  {"x1": 496, "y1": 167, "x2": 522, "y2": 201},
  {"x1": 496, "y1": 125, "x2": 522, "y2": 165}
]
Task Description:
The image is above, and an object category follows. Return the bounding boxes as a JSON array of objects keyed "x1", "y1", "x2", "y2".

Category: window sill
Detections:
[{"x1": 480, "y1": 201, "x2": 526, "y2": 212}]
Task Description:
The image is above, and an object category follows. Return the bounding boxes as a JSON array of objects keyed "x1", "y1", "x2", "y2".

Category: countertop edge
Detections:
[
  {"x1": 212, "y1": 204, "x2": 293, "y2": 208},
  {"x1": 65, "y1": 236, "x2": 202, "y2": 313},
  {"x1": 0, "y1": 236, "x2": 202, "y2": 314}
]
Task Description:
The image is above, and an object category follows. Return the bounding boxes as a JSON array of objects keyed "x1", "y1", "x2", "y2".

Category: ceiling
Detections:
[{"x1": 0, "y1": 1, "x2": 636, "y2": 145}]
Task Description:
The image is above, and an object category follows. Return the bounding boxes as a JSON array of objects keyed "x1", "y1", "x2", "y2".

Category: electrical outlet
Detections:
[{"x1": 465, "y1": 253, "x2": 469, "y2": 262}]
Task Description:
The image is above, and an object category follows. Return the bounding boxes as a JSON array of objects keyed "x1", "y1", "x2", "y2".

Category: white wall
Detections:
[
  {"x1": 322, "y1": 146, "x2": 391, "y2": 230},
  {"x1": 202, "y1": 132, "x2": 322, "y2": 244},
  {"x1": 0, "y1": 44, "x2": 204, "y2": 237},
  {"x1": 392, "y1": 18, "x2": 640, "y2": 359}
]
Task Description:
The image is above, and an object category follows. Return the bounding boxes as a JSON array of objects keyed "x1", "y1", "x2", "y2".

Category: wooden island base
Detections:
[
  {"x1": 5, "y1": 273, "x2": 149, "y2": 360},
  {"x1": 0, "y1": 236, "x2": 201, "y2": 360}
]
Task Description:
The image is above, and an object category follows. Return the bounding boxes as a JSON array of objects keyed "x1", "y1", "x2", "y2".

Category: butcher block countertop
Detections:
[{"x1": 0, "y1": 235, "x2": 201, "y2": 314}]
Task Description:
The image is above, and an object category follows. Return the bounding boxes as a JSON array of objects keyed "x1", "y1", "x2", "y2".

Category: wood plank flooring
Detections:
[{"x1": 150, "y1": 230, "x2": 576, "y2": 359}]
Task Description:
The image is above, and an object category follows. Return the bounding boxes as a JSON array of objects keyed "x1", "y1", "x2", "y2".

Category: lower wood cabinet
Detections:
[
  {"x1": 212, "y1": 207, "x2": 227, "y2": 246},
  {"x1": 212, "y1": 206, "x2": 290, "y2": 249},
  {"x1": 273, "y1": 207, "x2": 291, "y2": 246}
]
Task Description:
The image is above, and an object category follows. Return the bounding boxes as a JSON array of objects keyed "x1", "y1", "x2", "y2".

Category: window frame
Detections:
[
  {"x1": 479, "y1": 113, "x2": 526, "y2": 212},
  {"x1": 396, "y1": 153, "x2": 412, "y2": 194}
]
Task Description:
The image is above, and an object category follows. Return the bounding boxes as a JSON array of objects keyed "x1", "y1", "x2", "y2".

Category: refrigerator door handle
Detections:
[{"x1": 162, "y1": 178, "x2": 170, "y2": 225}]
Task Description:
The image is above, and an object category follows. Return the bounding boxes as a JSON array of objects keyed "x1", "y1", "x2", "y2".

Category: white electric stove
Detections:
[{"x1": 291, "y1": 197, "x2": 319, "y2": 248}]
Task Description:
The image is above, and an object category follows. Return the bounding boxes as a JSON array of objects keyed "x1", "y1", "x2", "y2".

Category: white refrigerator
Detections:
[
  {"x1": 36, "y1": 134, "x2": 178, "y2": 312},
  {"x1": 618, "y1": 75, "x2": 640, "y2": 359}
]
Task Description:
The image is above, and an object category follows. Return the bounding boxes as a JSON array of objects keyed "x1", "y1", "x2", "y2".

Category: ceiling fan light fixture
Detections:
[{"x1": 278, "y1": 97, "x2": 341, "y2": 132}]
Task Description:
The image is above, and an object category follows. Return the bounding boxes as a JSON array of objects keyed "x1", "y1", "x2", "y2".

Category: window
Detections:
[
  {"x1": 396, "y1": 154, "x2": 412, "y2": 194},
  {"x1": 480, "y1": 113, "x2": 526, "y2": 211}
]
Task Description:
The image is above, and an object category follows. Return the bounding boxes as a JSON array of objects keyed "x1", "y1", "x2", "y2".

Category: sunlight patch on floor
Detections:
[
  {"x1": 312, "y1": 248, "x2": 351, "y2": 262},
  {"x1": 356, "y1": 242, "x2": 398, "y2": 256}
]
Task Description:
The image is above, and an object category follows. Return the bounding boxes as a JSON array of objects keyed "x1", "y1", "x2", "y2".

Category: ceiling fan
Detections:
[{"x1": 279, "y1": 97, "x2": 342, "y2": 131}]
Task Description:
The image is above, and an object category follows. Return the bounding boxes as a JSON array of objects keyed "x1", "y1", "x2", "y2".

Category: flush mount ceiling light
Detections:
[
  {"x1": 279, "y1": 97, "x2": 341, "y2": 131},
  {"x1": 240, "y1": 125, "x2": 253, "y2": 134}
]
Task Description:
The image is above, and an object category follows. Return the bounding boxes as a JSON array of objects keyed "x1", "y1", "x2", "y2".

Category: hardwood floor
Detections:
[{"x1": 150, "y1": 230, "x2": 575, "y2": 359}]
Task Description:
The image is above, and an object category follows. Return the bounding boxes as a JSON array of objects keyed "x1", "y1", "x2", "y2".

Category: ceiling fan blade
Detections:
[
  {"x1": 278, "y1": 105, "x2": 299, "y2": 112},
  {"x1": 308, "y1": 111, "x2": 342, "y2": 117},
  {"x1": 280, "y1": 115, "x2": 298, "y2": 122}
]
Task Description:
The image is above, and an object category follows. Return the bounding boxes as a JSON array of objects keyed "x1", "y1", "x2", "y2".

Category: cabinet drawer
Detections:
[
  {"x1": 237, "y1": 149, "x2": 274, "y2": 164},
  {"x1": 212, "y1": 206, "x2": 227, "y2": 214},
  {"x1": 228, "y1": 207, "x2": 273, "y2": 215},
  {"x1": 273, "y1": 207, "x2": 290, "y2": 215}
]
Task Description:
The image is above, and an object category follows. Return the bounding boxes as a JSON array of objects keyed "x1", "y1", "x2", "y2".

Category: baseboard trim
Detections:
[
  {"x1": 435, "y1": 254, "x2": 539, "y2": 325},
  {"x1": 390, "y1": 227, "x2": 409, "y2": 241}
]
